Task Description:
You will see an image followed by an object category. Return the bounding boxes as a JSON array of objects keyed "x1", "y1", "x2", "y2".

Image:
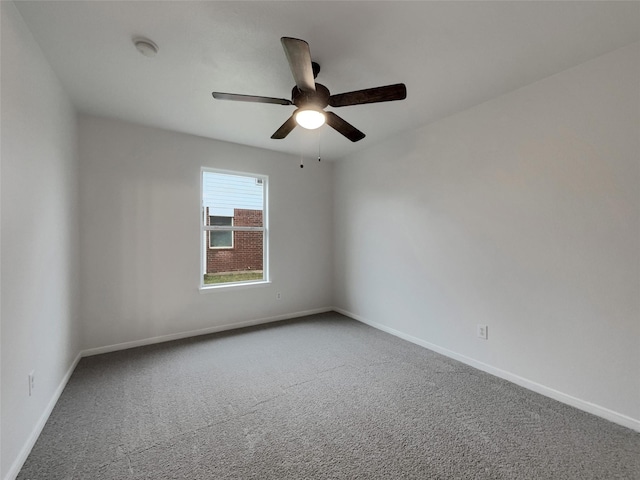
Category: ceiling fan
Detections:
[{"x1": 212, "y1": 37, "x2": 407, "y2": 142}]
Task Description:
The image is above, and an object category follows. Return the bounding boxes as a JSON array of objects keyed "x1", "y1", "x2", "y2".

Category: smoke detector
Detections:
[{"x1": 133, "y1": 38, "x2": 158, "y2": 57}]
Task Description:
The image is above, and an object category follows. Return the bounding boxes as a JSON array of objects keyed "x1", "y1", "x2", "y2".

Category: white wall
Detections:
[
  {"x1": 78, "y1": 115, "x2": 333, "y2": 350},
  {"x1": 334, "y1": 42, "x2": 640, "y2": 426},
  {"x1": 0, "y1": 2, "x2": 81, "y2": 478}
]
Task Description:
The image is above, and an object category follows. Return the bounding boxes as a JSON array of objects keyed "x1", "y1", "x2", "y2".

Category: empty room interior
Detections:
[{"x1": 1, "y1": 1, "x2": 639, "y2": 479}]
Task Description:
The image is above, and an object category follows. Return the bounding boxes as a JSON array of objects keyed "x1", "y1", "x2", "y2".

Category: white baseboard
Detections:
[
  {"x1": 334, "y1": 307, "x2": 640, "y2": 433},
  {"x1": 81, "y1": 307, "x2": 333, "y2": 357},
  {"x1": 4, "y1": 352, "x2": 82, "y2": 480}
]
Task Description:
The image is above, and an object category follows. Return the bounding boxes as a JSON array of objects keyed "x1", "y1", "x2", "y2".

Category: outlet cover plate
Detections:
[
  {"x1": 28, "y1": 370, "x2": 35, "y2": 396},
  {"x1": 477, "y1": 325, "x2": 488, "y2": 340}
]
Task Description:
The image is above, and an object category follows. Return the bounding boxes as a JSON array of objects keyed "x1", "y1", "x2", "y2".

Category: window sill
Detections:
[{"x1": 199, "y1": 280, "x2": 271, "y2": 293}]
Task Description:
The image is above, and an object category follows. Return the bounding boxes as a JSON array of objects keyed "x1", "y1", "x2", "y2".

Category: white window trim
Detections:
[{"x1": 200, "y1": 167, "x2": 269, "y2": 291}]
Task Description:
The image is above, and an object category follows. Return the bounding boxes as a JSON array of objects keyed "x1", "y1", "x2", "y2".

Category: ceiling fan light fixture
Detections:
[
  {"x1": 212, "y1": 37, "x2": 405, "y2": 142},
  {"x1": 295, "y1": 108, "x2": 326, "y2": 130}
]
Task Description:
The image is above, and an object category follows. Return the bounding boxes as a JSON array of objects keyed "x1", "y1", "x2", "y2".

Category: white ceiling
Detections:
[{"x1": 14, "y1": 1, "x2": 640, "y2": 161}]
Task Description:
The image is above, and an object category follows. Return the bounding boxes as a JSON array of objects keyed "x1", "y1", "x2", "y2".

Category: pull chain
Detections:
[{"x1": 298, "y1": 130, "x2": 322, "y2": 168}]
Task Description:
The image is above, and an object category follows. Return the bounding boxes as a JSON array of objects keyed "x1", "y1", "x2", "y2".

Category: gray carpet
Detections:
[{"x1": 17, "y1": 312, "x2": 640, "y2": 479}]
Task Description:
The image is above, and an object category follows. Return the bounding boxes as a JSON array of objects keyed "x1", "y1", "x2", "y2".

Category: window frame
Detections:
[{"x1": 200, "y1": 168, "x2": 269, "y2": 291}]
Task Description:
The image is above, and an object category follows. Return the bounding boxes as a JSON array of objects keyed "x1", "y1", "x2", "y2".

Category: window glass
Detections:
[{"x1": 209, "y1": 216, "x2": 233, "y2": 248}]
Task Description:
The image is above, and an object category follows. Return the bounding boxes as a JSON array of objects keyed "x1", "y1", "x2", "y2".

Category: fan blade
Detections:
[
  {"x1": 325, "y1": 112, "x2": 365, "y2": 142},
  {"x1": 329, "y1": 83, "x2": 406, "y2": 107},
  {"x1": 271, "y1": 115, "x2": 297, "y2": 139},
  {"x1": 212, "y1": 92, "x2": 292, "y2": 105},
  {"x1": 281, "y1": 37, "x2": 316, "y2": 93}
]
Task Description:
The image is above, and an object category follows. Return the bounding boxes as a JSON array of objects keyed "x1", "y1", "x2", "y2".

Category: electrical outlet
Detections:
[
  {"x1": 276, "y1": 292, "x2": 282, "y2": 300},
  {"x1": 477, "y1": 325, "x2": 488, "y2": 340},
  {"x1": 28, "y1": 371, "x2": 35, "y2": 396}
]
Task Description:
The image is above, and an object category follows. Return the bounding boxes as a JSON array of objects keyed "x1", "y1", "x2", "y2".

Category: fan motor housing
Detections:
[{"x1": 292, "y1": 83, "x2": 330, "y2": 109}]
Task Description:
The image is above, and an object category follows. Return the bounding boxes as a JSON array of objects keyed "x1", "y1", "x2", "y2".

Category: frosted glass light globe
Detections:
[{"x1": 295, "y1": 109, "x2": 326, "y2": 130}]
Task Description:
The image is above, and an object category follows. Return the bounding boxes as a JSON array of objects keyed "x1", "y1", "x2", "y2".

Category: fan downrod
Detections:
[{"x1": 312, "y1": 62, "x2": 320, "y2": 79}]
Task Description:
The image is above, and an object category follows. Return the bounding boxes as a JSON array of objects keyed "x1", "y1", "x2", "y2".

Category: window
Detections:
[
  {"x1": 201, "y1": 169, "x2": 267, "y2": 288},
  {"x1": 209, "y1": 216, "x2": 233, "y2": 249}
]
